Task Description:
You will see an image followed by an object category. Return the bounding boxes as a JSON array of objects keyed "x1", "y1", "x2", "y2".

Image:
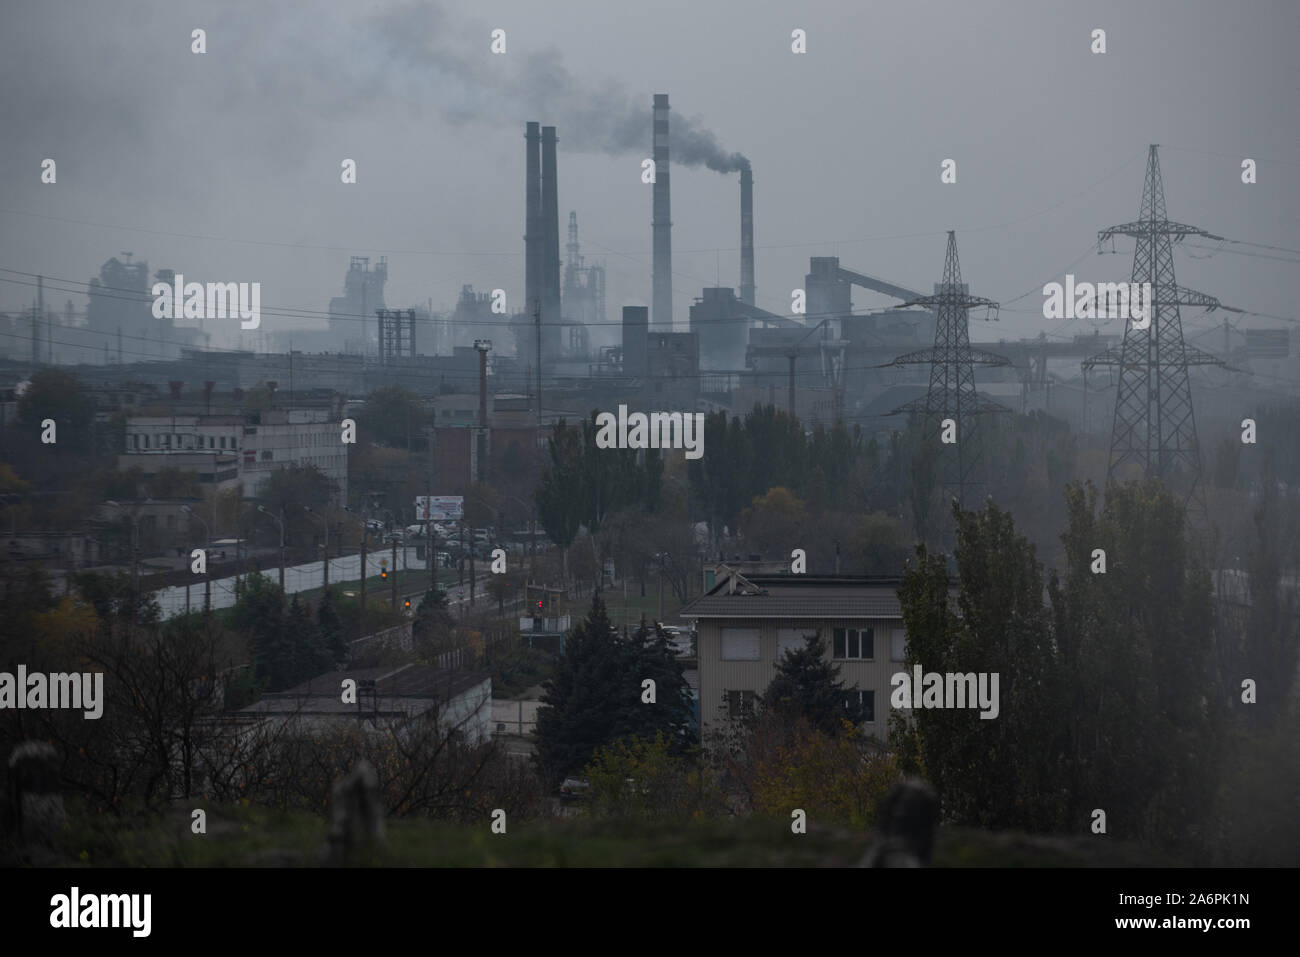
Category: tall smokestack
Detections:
[
  {"x1": 652, "y1": 94, "x2": 673, "y2": 331},
  {"x1": 622, "y1": 305, "x2": 648, "y2": 377},
  {"x1": 541, "y1": 126, "x2": 561, "y2": 359},
  {"x1": 740, "y1": 164, "x2": 755, "y2": 307},
  {"x1": 524, "y1": 122, "x2": 542, "y2": 322},
  {"x1": 474, "y1": 339, "x2": 491, "y2": 482}
]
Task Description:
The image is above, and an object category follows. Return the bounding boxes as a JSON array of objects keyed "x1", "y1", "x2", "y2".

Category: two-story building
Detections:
[{"x1": 681, "y1": 571, "x2": 906, "y2": 741}]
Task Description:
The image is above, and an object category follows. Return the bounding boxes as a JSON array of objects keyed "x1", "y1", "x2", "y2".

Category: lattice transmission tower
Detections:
[
  {"x1": 1083, "y1": 145, "x2": 1229, "y2": 507},
  {"x1": 885, "y1": 231, "x2": 1013, "y2": 510}
]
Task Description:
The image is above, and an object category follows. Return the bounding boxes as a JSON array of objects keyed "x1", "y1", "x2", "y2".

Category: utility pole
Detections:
[
  {"x1": 181, "y1": 504, "x2": 211, "y2": 615},
  {"x1": 787, "y1": 353, "x2": 796, "y2": 420},
  {"x1": 39, "y1": 275, "x2": 51, "y2": 365},
  {"x1": 427, "y1": 420, "x2": 437, "y2": 593},
  {"x1": 106, "y1": 500, "x2": 140, "y2": 633},
  {"x1": 278, "y1": 507, "x2": 285, "y2": 592},
  {"x1": 359, "y1": 527, "x2": 368, "y2": 637},
  {"x1": 475, "y1": 339, "x2": 492, "y2": 484},
  {"x1": 304, "y1": 505, "x2": 329, "y2": 590},
  {"x1": 390, "y1": 538, "x2": 398, "y2": 609},
  {"x1": 258, "y1": 505, "x2": 286, "y2": 593}
]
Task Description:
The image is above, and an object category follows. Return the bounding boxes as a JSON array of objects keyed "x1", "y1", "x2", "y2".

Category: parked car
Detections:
[{"x1": 559, "y1": 777, "x2": 590, "y2": 803}]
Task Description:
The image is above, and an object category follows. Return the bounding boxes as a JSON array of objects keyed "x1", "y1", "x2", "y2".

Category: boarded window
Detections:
[{"x1": 720, "y1": 628, "x2": 760, "y2": 660}]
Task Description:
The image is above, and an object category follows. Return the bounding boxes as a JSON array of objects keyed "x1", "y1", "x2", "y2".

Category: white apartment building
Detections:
[
  {"x1": 122, "y1": 408, "x2": 347, "y2": 504},
  {"x1": 239, "y1": 408, "x2": 347, "y2": 505}
]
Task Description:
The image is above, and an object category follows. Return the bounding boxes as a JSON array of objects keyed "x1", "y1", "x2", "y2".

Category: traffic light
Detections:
[
  {"x1": 404, "y1": 598, "x2": 411, "y2": 610},
  {"x1": 380, "y1": 569, "x2": 387, "y2": 580},
  {"x1": 537, "y1": 599, "x2": 544, "y2": 610}
]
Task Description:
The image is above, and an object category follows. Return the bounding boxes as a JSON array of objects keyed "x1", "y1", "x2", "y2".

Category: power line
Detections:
[
  {"x1": 0, "y1": 151, "x2": 1150, "y2": 261},
  {"x1": 0, "y1": 269, "x2": 912, "y2": 332}
]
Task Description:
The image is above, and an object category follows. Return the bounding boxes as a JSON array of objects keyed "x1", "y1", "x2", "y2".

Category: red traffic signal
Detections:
[{"x1": 537, "y1": 599, "x2": 543, "y2": 609}]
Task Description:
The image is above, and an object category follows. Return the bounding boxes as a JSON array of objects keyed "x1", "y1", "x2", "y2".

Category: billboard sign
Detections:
[{"x1": 416, "y1": 496, "x2": 464, "y2": 521}]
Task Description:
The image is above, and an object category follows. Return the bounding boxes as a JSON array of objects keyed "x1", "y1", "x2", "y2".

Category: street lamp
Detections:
[
  {"x1": 302, "y1": 504, "x2": 329, "y2": 590},
  {"x1": 180, "y1": 504, "x2": 211, "y2": 614},
  {"x1": 343, "y1": 506, "x2": 371, "y2": 638},
  {"x1": 105, "y1": 499, "x2": 140, "y2": 619},
  {"x1": 257, "y1": 504, "x2": 286, "y2": 593}
]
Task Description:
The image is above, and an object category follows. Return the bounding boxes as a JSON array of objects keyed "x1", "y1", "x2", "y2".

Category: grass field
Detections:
[
  {"x1": 599, "y1": 589, "x2": 687, "y2": 631},
  {"x1": 38, "y1": 800, "x2": 1182, "y2": 868}
]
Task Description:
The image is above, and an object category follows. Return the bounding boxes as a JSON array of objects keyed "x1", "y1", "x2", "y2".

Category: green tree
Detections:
[
  {"x1": 534, "y1": 596, "x2": 695, "y2": 785},
  {"x1": 413, "y1": 586, "x2": 457, "y2": 662},
  {"x1": 583, "y1": 732, "x2": 711, "y2": 821},
  {"x1": 536, "y1": 420, "x2": 584, "y2": 553},
  {"x1": 356, "y1": 385, "x2": 429, "y2": 451},
  {"x1": 738, "y1": 486, "x2": 807, "y2": 558},
  {"x1": 233, "y1": 572, "x2": 288, "y2": 691},
  {"x1": 145, "y1": 466, "x2": 201, "y2": 499},
  {"x1": 893, "y1": 499, "x2": 1066, "y2": 833},
  {"x1": 1049, "y1": 480, "x2": 1220, "y2": 849},
  {"x1": 317, "y1": 588, "x2": 347, "y2": 665},
  {"x1": 534, "y1": 594, "x2": 625, "y2": 784},
  {"x1": 761, "y1": 632, "x2": 860, "y2": 736},
  {"x1": 626, "y1": 620, "x2": 698, "y2": 754},
  {"x1": 256, "y1": 464, "x2": 337, "y2": 550},
  {"x1": 852, "y1": 511, "x2": 911, "y2": 575},
  {"x1": 285, "y1": 594, "x2": 333, "y2": 687},
  {"x1": 16, "y1": 369, "x2": 95, "y2": 452}
]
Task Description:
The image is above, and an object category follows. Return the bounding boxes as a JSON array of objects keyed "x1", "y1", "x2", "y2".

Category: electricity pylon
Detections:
[
  {"x1": 885, "y1": 231, "x2": 1012, "y2": 513},
  {"x1": 1083, "y1": 145, "x2": 1229, "y2": 509}
]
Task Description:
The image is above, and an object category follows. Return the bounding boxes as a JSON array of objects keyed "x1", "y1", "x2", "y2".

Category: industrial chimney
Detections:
[
  {"x1": 652, "y1": 94, "x2": 672, "y2": 331},
  {"x1": 524, "y1": 122, "x2": 542, "y2": 321},
  {"x1": 474, "y1": 339, "x2": 491, "y2": 483},
  {"x1": 541, "y1": 126, "x2": 561, "y2": 357},
  {"x1": 622, "y1": 305, "x2": 648, "y2": 377},
  {"x1": 740, "y1": 164, "x2": 755, "y2": 307}
]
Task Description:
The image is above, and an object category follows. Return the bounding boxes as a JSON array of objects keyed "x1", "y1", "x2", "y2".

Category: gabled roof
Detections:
[{"x1": 680, "y1": 574, "x2": 904, "y2": 620}]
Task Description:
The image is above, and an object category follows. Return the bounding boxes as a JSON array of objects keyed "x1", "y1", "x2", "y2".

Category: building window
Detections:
[
  {"x1": 777, "y1": 628, "x2": 814, "y2": 660},
  {"x1": 261, "y1": 450, "x2": 273, "y2": 462},
  {"x1": 725, "y1": 689, "x2": 756, "y2": 720},
  {"x1": 832, "y1": 627, "x2": 874, "y2": 660},
  {"x1": 843, "y1": 689, "x2": 875, "y2": 723},
  {"x1": 721, "y1": 627, "x2": 760, "y2": 660},
  {"x1": 891, "y1": 630, "x2": 905, "y2": 662}
]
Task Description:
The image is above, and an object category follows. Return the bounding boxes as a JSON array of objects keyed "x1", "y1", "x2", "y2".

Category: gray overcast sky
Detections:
[{"x1": 1, "y1": 0, "x2": 1297, "y2": 353}]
